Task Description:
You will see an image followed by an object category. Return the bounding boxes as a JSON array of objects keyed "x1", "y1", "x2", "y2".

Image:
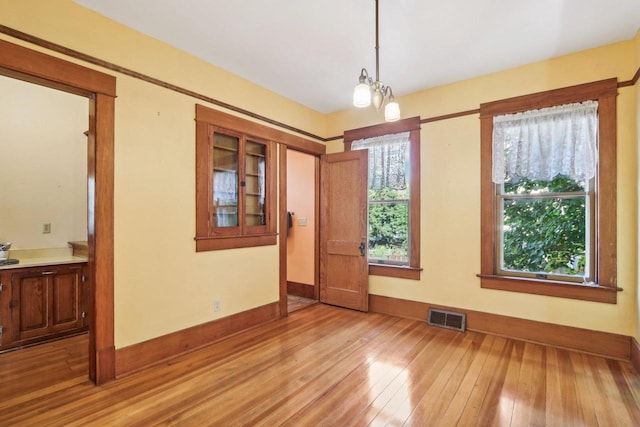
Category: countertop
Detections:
[{"x1": 0, "y1": 247, "x2": 88, "y2": 270}]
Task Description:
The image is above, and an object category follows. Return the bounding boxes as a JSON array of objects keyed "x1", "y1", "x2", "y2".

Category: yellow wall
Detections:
[
  {"x1": 0, "y1": 0, "x2": 327, "y2": 348},
  {"x1": 0, "y1": 76, "x2": 88, "y2": 249},
  {"x1": 1, "y1": 0, "x2": 638, "y2": 346},
  {"x1": 328, "y1": 39, "x2": 639, "y2": 337}
]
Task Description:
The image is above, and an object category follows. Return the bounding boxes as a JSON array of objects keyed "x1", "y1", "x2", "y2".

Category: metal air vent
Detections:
[{"x1": 427, "y1": 308, "x2": 466, "y2": 332}]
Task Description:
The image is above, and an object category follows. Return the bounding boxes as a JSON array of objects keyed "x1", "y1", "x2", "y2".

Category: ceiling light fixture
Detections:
[{"x1": 353, "y1": 0, "x2": 400, "y2": 122}]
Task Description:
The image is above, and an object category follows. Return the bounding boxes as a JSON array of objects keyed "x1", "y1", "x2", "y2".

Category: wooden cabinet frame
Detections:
[
  {"x1": 5, "y1": 264, "x2": 88, "y2": 347},
  {"x1": 195, "y1": 106, "x2": 277, "y2": 251}
]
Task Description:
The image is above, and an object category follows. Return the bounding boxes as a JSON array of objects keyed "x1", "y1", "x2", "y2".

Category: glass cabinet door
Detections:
[
  {"x1": 212, "y1": 132, "x2": 239, "y2": 229},
  {"x1": 244, "y1": 140, "x2": 266, "y2": 228}
]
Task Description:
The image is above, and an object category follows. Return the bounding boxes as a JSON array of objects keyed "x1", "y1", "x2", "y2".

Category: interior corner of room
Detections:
[{"x1": 0, "y1": 3, "x2": 639, "y2": 422}]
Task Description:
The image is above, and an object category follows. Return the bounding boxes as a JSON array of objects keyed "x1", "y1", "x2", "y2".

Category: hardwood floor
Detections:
[
  {"x1": 287, "y1": 294, "x2": 317, "y2": 312},
  {"x1": 1, "y1": 304, "x2": 639, "y2": 426}
]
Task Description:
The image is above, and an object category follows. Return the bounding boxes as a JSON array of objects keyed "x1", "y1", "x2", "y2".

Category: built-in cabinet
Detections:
[
  {"x1": 195, "y1": 106, "x2": 278, "y2": 251},
  {"x1": 0, "y1": 263, "x2": 88, "y2": 351}
]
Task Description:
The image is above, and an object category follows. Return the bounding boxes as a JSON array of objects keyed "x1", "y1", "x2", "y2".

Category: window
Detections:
[
  {"x1": 352, "y1": 132, "x2": 410, "y2": 265},
  {"x1": 479, "y1": 79, "x2": 618, "y2": 303},
  {"x1": 195, "y1": 105, "x2": 276, "y2": 251},
  {"x1": 345, "y1": 117, "x2": 421, "y2": 280}
]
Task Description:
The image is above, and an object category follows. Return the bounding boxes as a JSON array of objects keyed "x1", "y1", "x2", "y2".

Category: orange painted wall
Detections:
[{"x1": 286, "y1": 150, "x2": 316, "y2": 286}]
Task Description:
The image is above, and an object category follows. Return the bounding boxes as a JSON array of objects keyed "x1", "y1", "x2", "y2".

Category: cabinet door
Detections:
[
  {"x1": 244, "y1": 139, "x2": 268, "y2": 234},
  {"x1": 211, "y1": 130, "x2": 241, "y2": 235},
  {"x1": 51, "y1": 269, "x2": 82, "y2": 332},
  {"x1": 0, "y1": 271, "x2": 12, "y2": 347},
  {"x1": 11, "y1": 270, "x2": 51, "y2": 341},
  {"x1": 10, "y1": 266, "x2": 84, "y2": 343}
]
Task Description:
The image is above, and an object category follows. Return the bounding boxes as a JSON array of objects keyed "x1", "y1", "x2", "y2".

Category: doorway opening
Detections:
[
  {"x1": 281, "y1": 147, "x2": 319, "y2": 314},
  {"x1": 0, "y1": 74, "x2": 89, "y2": 357},
  {"x1": 0, "y1": 39, "x2": 116, "y2": 384}
]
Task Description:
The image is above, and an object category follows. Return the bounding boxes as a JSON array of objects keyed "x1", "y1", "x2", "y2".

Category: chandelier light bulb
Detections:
[
  {"x1": 384, "y1": 98, "x2": 401, "y2": 122},
  {"x1": 353, "y1": 82, "x2": 371, "y2": 108}
]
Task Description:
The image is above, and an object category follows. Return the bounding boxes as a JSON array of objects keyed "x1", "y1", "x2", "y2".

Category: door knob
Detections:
[{"x1": 359, "y1": 242, "x2": 365, "y2": 256}]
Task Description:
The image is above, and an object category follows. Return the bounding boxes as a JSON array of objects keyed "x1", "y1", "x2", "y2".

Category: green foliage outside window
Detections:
[
  {"x1": 368, "y1": 187, "x2": 408, "y2": 263},
  {"x1": 502, "y1": 175, "x2": 587, "y2": 277}
]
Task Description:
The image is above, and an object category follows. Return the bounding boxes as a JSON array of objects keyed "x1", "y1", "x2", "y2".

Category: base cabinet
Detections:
[{"x1": 0, "y1": 263, "x2": 88, "y2": 351}]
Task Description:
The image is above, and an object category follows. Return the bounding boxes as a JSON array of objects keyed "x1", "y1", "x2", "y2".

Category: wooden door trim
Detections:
[
  {"x1": 278, "y1": 145, "x2": 288, "y2": 316},
  {"x1": 0, "y1": 39, "x2": 116, "y2": 384}
]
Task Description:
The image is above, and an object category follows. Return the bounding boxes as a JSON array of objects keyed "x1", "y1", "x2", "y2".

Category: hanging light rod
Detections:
[{"x1": 352, "y1": 0, "x2": 400, "y2": 122}]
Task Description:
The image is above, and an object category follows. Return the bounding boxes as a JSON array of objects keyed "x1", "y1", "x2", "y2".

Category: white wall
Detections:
[{"x1": 0, "y1": 75, "x2": 88, "y2": 249}]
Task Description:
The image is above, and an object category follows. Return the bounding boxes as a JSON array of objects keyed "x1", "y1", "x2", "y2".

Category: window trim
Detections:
[
  {"x1": 479, "y1": 79, "x2": 618, "y2": 303},
  {"x1": 344, "y1": 117, "x2": 422, "y2": 280},
  {"x1": 195, "y1": 106, "x2": 277, "y2": 251}
]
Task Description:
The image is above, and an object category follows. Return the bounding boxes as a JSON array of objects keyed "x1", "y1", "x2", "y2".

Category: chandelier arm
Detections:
[
  {"x1": 353, "y1": 0, "x2": 400, "y2": 121},
  {"x1": 359, "y1": 68, "x2": 370, "y2": 84}
]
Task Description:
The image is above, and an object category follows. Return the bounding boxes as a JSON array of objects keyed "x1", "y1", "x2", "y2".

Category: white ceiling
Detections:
[{"x1": 74, "y1": 0, "x2": 640, "y2": 114}]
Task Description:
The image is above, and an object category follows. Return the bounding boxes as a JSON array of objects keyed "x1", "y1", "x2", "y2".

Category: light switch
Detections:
[{"x1": 297, "y1": 217, "x2": 307, "y2": 227}]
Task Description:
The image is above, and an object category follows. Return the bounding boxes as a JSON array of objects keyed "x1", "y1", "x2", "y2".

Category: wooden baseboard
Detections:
[
  {"x1": 287, "y1": 281, "x2": 315, "y2": 299},
  {"x1": 115, "y1": 302, "x2": 280, "y2": 377},
  {"x1": 631, "y1": 338, "x2": 640, "y2": 374},
  {"x1": 369, "y1": 294, "x2": 631, "y2": 361}
]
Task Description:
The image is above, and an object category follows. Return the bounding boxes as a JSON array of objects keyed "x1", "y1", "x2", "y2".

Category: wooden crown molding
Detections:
[
  {"x1": 0, "y1": 24, "x2": 326, "y2": 143},
  {"x1": 4, "y1": 24, "x2": 637, "y2": 145}
]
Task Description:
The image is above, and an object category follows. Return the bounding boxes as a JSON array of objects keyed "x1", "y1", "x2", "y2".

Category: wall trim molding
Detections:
[
  {"x1": 369, "y1": 294, "x2": 631, "y2": 361},
  {"x1": 287, "y1": 281, "x2": 315, "y2": 299},
  {"x1": 115, "y1": 302, "x2": 280, "y2": 377},
  {"x1": 632, "y1": 338, "x2": 640, "y2": 374},
  {"x1": 0, "y1": 24, "x2": 326, "y2": 143},
  {"x1": 3, "y1": 25, "x2": 638, "y2": 145}
]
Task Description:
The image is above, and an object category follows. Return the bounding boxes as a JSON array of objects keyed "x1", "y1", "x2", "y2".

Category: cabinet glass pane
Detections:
[
  {"x1": 245, "y1": 140, "x2": 266, "y2": 226},
  {"x1": 213, "y1": 132, "x2": 239, "y2": 228}
]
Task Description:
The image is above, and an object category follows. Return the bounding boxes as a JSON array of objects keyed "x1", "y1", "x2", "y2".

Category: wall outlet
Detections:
[
  {"x1": 214, "y1": 299, "x2": 221, "y2": 312},
  {"x1": 42, "y1": 223, "x2": 51, "y2": 234}
]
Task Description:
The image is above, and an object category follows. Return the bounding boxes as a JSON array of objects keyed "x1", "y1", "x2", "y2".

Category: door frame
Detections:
[
  {"x1": 0, "y1": 39, "x2": 116, "y2": 384},
  {"x1": 278, "y1": 145, "x2": 321, "y2": 316}
]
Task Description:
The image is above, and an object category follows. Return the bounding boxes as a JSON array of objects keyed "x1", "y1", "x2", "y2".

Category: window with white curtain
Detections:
[
  {"x1": 479, "y1": 79, "x2": 617, "y2": 303},
  {"x1": 492, "y1": 101, "x2": 598, "y2": 282},
  {"x1": 344, "y1": 117, "x2": 422, "y2": 280},
  {"x1": 352, "y1": 131, "x2": 411, "y2": 266}
]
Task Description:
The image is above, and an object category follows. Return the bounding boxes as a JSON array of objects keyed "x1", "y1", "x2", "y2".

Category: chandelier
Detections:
[{"x1": 352, "y1": 0, "x2": 400, "y2": 122}]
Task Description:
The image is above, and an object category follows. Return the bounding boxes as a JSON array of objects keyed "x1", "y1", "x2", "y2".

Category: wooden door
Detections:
[{"x1": 320, "y1": 150, "x2": 369, "y2": 311}]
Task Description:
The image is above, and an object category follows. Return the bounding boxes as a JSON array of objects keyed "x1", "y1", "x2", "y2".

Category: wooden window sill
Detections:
[
  {"x1": 478, "y1": 274, "x2": 621, "y2": 304},
  {"x1": 369, "y1": 264, "x2": 422, "y2": 280},
  {"x1": 195, "y1": 233, "x2": 277, "y2": 251}
]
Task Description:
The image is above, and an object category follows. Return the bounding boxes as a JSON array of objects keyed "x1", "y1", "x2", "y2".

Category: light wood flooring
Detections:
[
  {"x1": 287, "y1": 294, "x2": 317, "y2": 312},
  {"x1": 1, "y1": 304, "x2": 639, "y2": 426}
]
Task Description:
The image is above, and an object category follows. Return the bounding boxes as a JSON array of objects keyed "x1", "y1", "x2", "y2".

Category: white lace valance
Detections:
[
  {"x1": 492, "y1": 101, "x2": 598, "y2": 184},
  {"x1": 352, "y1": 132, "x2": 410, "y2": 190}
]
